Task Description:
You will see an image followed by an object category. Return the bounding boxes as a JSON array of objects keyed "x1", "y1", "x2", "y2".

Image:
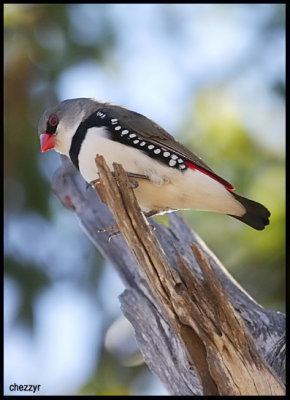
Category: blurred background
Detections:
[{"x1": 4, "y1": 4, "x2": 285, "y2": 396}]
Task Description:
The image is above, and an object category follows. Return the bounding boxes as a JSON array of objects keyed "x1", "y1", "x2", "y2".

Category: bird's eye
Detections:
[
  {"x1": 48, "y1": 115, "x2": 59, "y2": 127},
  {"x1": 46, "y1": 114, "x2": 59, "y2": 134}
]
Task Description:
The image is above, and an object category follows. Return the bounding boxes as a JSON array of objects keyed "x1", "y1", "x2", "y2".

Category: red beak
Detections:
[{"x1": 40, "y1": 133, "x2": 56, "y2": 152}]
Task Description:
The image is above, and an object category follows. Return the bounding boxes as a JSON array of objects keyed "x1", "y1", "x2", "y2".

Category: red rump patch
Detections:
[{"x1": 184, "y1": 161, "x2": 235, "y2": 192}]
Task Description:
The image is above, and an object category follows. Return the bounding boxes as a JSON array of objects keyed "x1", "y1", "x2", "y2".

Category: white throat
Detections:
[{"x1": 54, "y1": 111, "x2": 86, "y2": 156}]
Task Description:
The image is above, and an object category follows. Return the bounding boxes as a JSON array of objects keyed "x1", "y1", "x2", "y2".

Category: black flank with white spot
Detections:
[{"x1": 69, "y1": 110, "x2": 188, "y2": 171}]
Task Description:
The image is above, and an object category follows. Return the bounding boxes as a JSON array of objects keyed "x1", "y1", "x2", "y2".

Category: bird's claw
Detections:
[
  {"x1": 98, "y1": 224, "x2": 119, "y2": 233},
  {"x1": 108, "y1": 231, "x2": 121, "y2": 241},
  {"x1": 92, "y1": 172, "x2": 152, "y2": 240},
  {"x1": 127, "y1": 173, "x2": 150, "y2": 189},
  {"x1": 98, "y1": 225, "x2": 121, "y2": 240},
  {"x1": 89, "y1": 172, "x2": 148, "y2": 190},
  {"x1": 129, "y1": 178, "x2": 139, "y2": 189},
  {"x1": 148, "y1": 223, "x2": 156, "y2": 232},
  {"x1": 88, "y1": 178, "x2": 100, "y2": 189}
]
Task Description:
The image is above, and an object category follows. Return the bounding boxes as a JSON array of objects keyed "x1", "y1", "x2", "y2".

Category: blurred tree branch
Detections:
[{"x1": 52, "y1": 155, "x2": 285, "y2": 396}]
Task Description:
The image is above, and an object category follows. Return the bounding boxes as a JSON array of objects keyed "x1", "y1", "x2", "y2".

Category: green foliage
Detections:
[{"x1": 154, "y1": 214, "x2": 171, "y2": 228}]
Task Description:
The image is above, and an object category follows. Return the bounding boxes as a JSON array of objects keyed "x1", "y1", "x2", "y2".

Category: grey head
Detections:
[{"x1": 38, "y1": 98, "x2": 105, "y2": 155}]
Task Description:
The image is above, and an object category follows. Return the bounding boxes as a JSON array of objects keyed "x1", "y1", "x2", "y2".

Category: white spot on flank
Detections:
[
  {"x1": 133, "y1": 139, "x2": 139, "y2": 144},
  {"x1": 163, "y1": 152, "x2": 170, "y2": 157},
  {"x1": 129, "y1": 133, "x2": 136, "y2": 138},
  {"x1": 178, "y1": 158, "x2": 183, "y2": 163},
  {"x1": 154, "y1": 148, "x2": 161, "y2": 154},
  {"x1": 97, "y1": 111, "x2": 106, "y2": 119},
  {"x1": 169, "y1": 159, "x2": 176, "y2": 167},
  {"x1": 115, "y1": 126, "x2": 121, "y2": 130},
  {"x1": 140, "y1": 141, "x2": 146, "y2": 146},
  {"x1": 179, "y1": 164, "x2": 186, "y2": 169},
  {"x1": 148, "y1": 145, "x2": 155, "y2": 150},
  {"x1": 121, "y1": 130, "x2": 129, "y2": 135},
  {"x1": 171, "y1": 154, "x2": 178, "y2": 160},
  {"x1": 111, "y1": 118, "x2": 118, "y2": 124}
]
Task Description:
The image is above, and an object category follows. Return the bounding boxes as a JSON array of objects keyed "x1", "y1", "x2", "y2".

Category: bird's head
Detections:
[{"x1": 38, "y1": 98, "x2": 101, "y2": 155}]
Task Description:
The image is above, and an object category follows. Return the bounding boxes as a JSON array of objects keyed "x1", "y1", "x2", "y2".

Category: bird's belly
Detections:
[
  {"x1": 77, "y1": 133, "x2": 244, "y2": 216},
  {"x1": 134, "y1": 172, "x2": 243, "y2": 216}
]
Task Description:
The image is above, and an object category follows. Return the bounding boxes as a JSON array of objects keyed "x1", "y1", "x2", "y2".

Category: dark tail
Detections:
[{"x1": 228, "y1": 192, "x2": 271, "y2": 230}]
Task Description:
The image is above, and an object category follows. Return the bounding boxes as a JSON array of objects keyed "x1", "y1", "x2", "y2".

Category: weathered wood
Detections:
[{"x1": 52, "y1": 155, "x2": 285, "y2": 395}]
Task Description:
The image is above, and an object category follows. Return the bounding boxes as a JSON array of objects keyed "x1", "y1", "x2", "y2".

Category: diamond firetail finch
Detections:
[{"x1": 39, "y1": 98, "x2": 270, "y2": 230}]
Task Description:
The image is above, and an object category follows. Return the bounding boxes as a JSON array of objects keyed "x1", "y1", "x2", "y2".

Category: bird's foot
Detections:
[
  {"x1": 143, "y1": 211, "x2": 159, "y2": 232},
  {"x1": 108, "y1": 231, "x2": 121, "y2": 241},
  {"x1": 148, "y1": 223, "x2": 156, "y2": 232},
  {"x1": 126, "y1": 172, "x2": 150, "y2": 189},
  {"x1": 89, "y1": 172, "x2": 149, "y2": 190},
  {"x1": 98, "y1": 225, "x2": 121, "y2": 240},
  {"x1": 88, "y1": 178, "x2": 100, "y2": 189},
  {"x1": 98, "y1": 224, "x2": 119, "y2": 233},
  {"x1": 93, "y1": 172, "x2": 151, "y2": 240},
  {"x1": 98, "y1": 209, "x2": 158, "y2": 241}
]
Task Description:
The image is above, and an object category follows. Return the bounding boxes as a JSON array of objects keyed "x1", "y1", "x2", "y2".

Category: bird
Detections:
[{"x1": 38, "y1": 97, "x2": 270, "y2": 230}]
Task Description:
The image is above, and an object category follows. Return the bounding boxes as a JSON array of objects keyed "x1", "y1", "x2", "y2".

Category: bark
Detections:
[{"x1": 52, "y1": 155, "x2": 285, "y2": 396}]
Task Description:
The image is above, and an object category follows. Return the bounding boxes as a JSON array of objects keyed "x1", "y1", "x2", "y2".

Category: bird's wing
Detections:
[{"x1": 100, "y1": 104, "x2": 234, "y2": 190}]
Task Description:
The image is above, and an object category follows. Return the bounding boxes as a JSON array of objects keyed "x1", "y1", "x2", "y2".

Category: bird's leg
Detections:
[
  {"x1": 98, "y1": 225, "x2": 121, "y2": 241},
  {"x1": 100, "y1": 211, "x2": 157, "y2": 239},
  {"x1": 144, "y1": 210, "x2": 159, "y2": 219},
  {"x1": 88, "y1": 176, "x2": 101, "y2": 189},
  {"x1": 108, "y1": 231, "x2": 122, "y2": 241},
  {"x1": 98, "y1": 225, "x2": 119, "y2": 233},
  {"x1": 89, "y1": 172, "x2": 150, "y2": 189},
  {"x1": 126, "y1": 172, "x2": 150, "y2": 189},
  {"x1": 86, "y1": 181, "x2": 95, "y2": 189},
  {"x1": 92, "y1": 172, "x2": 150, "y2": 239},
  {"x1": 143, "y1": 210, "x2": 160, "y2": 232}
]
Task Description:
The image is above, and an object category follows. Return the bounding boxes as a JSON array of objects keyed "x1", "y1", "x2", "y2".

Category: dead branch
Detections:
[{"x1": 52, "y1": 155, "x2": 285, "y2": 395}]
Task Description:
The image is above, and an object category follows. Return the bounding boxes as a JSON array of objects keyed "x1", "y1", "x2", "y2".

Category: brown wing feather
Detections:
[{"x1": 101, "y1": 104, "x2": 234, "y2": 189}]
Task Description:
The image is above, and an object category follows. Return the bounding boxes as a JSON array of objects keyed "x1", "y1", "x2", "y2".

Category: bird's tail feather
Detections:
[{"x1": 228, "y1": 192, "x2": 270, "y2": 230}]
